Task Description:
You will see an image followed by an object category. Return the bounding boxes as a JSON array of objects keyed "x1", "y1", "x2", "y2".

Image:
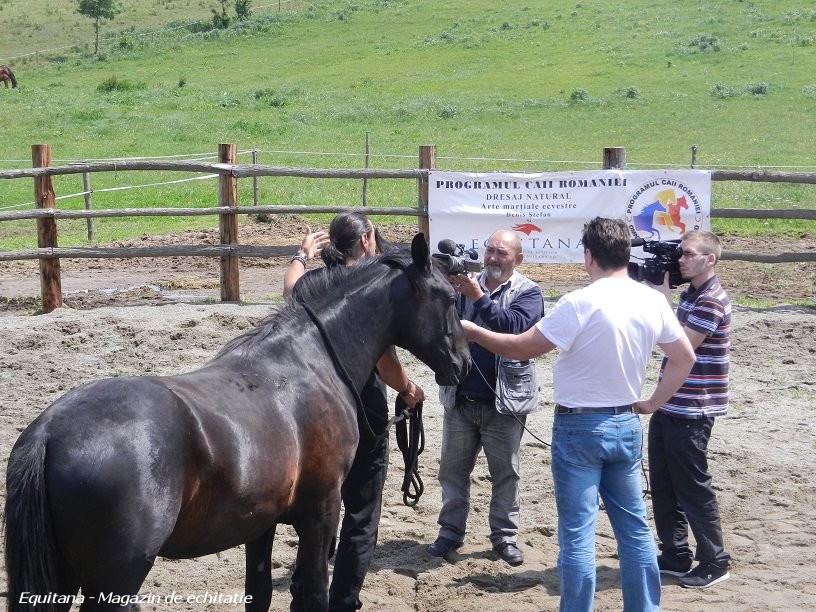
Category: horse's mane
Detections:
[{"x1": 213, "y1": 247, "x2": 417, "y2": 360}]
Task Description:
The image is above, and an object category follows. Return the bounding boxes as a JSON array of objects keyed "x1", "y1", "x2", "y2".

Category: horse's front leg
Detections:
[
  {"x1": 289, "y1": 490, "x2": 342, "y2": 612},
  {"x1": 245, "y1": 525, "x2": 276, "y2": 612}
]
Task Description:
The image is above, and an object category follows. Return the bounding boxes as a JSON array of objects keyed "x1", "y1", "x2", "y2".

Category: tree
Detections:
[
  {"x1": 77, "y1": 0, "x2": 122, "y2": 55},
  {"x1": 235, "y1": 0, "x2": 252, "y2": 20},
  {"x1": 212, "y1": 0, "x2": 230, "y2": 29}
]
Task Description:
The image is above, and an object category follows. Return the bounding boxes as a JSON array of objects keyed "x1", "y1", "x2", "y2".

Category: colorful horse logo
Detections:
[
  {"x1": 631, "y1": 189, "x2": 687, "y2": 239},
  {"x1": 655, "y1": 189, "x2": 688, "y2": 233}
]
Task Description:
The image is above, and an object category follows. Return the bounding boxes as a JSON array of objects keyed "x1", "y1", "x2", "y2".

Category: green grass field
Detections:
[{"x1": 1, "y1": 0, "x2": 815, "y2": 249}]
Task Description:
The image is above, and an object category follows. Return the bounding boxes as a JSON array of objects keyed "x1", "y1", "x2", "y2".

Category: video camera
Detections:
[
  {"x1": 432, "y1": 239, "x2": 482, "y2": 275},
  {"x1": 627, "y1": 238, "x2": 686, "y2": 288}
]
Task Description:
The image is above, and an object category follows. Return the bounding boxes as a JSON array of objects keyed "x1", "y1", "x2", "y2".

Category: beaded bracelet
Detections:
[{"x1": 290, "y1": 253, "x2": 308, "y2": 267}]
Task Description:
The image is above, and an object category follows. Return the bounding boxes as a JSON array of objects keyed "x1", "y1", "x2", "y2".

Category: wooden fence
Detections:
[{"x1": 1, "y1": 144, "x2": 815, "y2": 313}]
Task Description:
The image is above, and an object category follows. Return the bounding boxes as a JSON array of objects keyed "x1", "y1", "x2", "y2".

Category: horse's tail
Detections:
[{"x1": 4, "y1": 432, "x2": 60, "y2": 611}]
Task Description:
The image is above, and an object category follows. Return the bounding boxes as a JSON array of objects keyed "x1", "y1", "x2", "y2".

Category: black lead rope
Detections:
[{"x1": 392, "y1": 395, "x2": 425, "y2": 507}]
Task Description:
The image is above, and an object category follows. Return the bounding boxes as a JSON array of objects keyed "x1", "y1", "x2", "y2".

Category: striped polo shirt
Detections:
[{"x1": 659, "y1": 275, "x2": 731, "y2": 418}]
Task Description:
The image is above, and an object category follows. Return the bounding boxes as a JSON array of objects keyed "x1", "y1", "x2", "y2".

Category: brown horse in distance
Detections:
[{"x1": 1, "y1": 65, "x2": 18, "y2": 88}]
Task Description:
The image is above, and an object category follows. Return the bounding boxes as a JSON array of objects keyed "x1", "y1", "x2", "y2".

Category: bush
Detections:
[
  {"x1": 710, "y1": 81, "x2": 734, "y2": 99},
  {"x1": 621, "y1": 86, "x2": 639, "y2": 99},
  {"x1": 180, "y1": 20, "x2": 213, "y2": 34},
  {"x1": 437, "y1": 104, "x2": 458, "y2": 118},
  {"x1": 802, "y1": 84, "x2": 816, "y2": 97},
  {"x1": 744, "y1": 82, "x2": 769, "y2": 96},
  {"x1": 689, "y1": 33, "x2": 720, "y2": 51},
  {"x1": 97, "y1": 75, "x2": 146, "y2": 92},
  {"x1": 254, "y1": 88, "x2": 289, "y2": 107},
  {"x1": 570, "y1": 88, "x2": 589, "y2": 102}
]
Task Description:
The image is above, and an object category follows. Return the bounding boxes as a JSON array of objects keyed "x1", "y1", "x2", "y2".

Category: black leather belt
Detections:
[
  {"x1": 555, "y1": 404, "x2": 633, "y2": 415},
  {"x1": 459, "y1": 395, "x2": 492, "y2": 404}
]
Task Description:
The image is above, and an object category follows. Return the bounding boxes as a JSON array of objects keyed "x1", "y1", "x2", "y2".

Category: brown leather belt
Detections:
[{"x1": 555, "y1": 404, "x2": 633, "y2": 415}]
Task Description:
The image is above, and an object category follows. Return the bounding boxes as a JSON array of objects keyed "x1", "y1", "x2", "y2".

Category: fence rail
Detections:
[
  {"x1": 2, "y1": 205, "x2": 816, "y2": 223},
  {"x1": 1, "y1": 144, "x2": 814, "y2": 312},
  {"x1": 3, "y1": 245, "x2": 811, "y2": 264},
  {"x1": 0, "y1": 162, "x2": 424, "y2": 181},
  {"x1": 0, "y1": 205, "x2": 421, "y2": 222},
  {"x1": 3, "y1": 162, "x2": 816, "y2": 184}
]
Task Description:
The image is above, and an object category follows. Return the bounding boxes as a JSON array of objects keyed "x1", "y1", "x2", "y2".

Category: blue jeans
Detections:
[
  {"x1": 436, "y1": 398, "x2": 526, "y2": 546},
  {"x1": 551, "y1": 413, "x2": 659, "y2": 612}
]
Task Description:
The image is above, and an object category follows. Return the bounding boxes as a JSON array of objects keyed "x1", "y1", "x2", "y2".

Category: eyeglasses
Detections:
[{"x1": 678, "y1": 248, "x2": 707, "y2": 259}]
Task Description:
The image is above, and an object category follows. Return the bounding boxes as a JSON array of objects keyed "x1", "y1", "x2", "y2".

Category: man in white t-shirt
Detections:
[{"x1": 461, "y1": 217, "x2": 695, "y2": 612}]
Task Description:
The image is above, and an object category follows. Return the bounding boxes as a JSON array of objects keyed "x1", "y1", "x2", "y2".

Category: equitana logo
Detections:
[
  {"x1": 625, "y1": 179, "x2": 704, "y2": 241},
  {"x1": 511, "y1": 223, "x2": 542, "y2": 236}
]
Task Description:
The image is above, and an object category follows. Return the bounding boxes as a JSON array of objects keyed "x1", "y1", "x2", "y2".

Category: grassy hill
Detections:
[{"x1": 1, "y1": 0, "x2": 815, "y2": 248}]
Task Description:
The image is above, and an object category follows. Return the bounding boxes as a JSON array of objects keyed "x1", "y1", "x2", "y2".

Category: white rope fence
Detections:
[{"x1": 0, "y1": 151, "x2": 257, "y2": 210}]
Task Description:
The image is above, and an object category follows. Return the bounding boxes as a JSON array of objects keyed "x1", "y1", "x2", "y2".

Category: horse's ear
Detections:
[{"x1": 410, "y1": 233, "x2": 430, "y2": 273}]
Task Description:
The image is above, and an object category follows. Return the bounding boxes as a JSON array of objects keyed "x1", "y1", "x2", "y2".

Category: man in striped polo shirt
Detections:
[{"x1": 648, "y1": 230, "x2": 732, "y2": 589}]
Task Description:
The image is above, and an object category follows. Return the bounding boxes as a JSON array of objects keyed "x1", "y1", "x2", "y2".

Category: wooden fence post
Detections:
[
  {"x1": 362, "y1": 131, "x2": 370, "y2": 207},
  {"x1": 83, "y1": 170, "x2": 94, "y2": 241},
  {"x1": 602, "y1": 147, "x2": 626, "y2": 169},
  {"x1": 252, "y1": 149, "x2": 259, "y2": 206},
  {"x1": 218, "y1": 143, "x2": 240, "y2": 302},
  {"x1": 32, "y1": 144, "x2": 63, "y2": 313},
  {"x1": 418, "y1": 145, "x2": 436, "y2": 240}
]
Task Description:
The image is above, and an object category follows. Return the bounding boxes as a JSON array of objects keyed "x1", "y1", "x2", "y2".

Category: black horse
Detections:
[
  {"x1": 0, "y1": 65, "x2": 17, "y2": 88},
  {"x1": 5, "y1": 234, "x2": 470, "y2": 612}
]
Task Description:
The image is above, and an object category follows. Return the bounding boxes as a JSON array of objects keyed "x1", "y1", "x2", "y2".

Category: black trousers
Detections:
[
  {"x1": 648, "y1": 410, "x2": 730, "y2": 566},
  {"x1": 291, "y1": 372, "x2": 389, "y2": 611}
]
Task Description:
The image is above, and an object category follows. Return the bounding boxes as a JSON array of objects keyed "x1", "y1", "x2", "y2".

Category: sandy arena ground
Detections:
[{"x1": 1, "y1": 220, "x2": 815, "y2": 611}]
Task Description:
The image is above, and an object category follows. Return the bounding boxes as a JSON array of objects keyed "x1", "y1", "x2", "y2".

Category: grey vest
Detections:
[{"x1": 439, "y1": 271, "x2": 541, "y2": 415}]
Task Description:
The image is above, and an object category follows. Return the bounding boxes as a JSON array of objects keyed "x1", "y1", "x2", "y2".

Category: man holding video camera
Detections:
[
  {"x1": 647, "y1": 230, "x2": 733, "y2": 589},
  {"x1": 427, "y1": 229, "x2": 544, "y2": 567},
  {"x1": 457, "y1": 217, "x2": 696, "y2": 611}
]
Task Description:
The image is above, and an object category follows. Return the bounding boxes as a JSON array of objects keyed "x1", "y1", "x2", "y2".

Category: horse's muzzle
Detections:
[{"x1": 435, "y1": 358, "x2": 470, "y2": 386}]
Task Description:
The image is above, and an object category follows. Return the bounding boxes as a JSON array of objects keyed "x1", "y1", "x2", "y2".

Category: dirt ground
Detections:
[
  {"x1": 1, "y1": 218, "x2": 815, "y2": 611},
  {"x1": 0, "y1": 216, "x2": 814, "y2": 312}
]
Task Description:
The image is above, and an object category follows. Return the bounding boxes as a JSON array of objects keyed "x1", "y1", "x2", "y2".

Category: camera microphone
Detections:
[
  {"x1": 432, "y1": 238, "x2": 483, "y2": 275},
  {"x1": 463, "y1": 247, "x2": 479, "y2": 260},
  {"x1": 630, "y1": 237, "x2": 646, "y2": 248},
  {"x1": 437, "y1": 239, "x2": 459, "y2": 255}
]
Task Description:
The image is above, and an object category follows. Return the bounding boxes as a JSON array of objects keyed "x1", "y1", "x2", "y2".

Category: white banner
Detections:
[{"x1": 428, "y1": 169, "x2": 711, "y2": 263}]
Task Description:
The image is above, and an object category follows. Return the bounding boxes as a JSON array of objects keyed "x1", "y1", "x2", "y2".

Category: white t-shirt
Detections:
[{"x1": 536, "y1": 276, "x2": 684, "y2": 407}]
